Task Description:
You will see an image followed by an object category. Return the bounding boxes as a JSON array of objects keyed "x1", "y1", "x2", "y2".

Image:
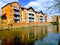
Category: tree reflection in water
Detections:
[
  {"x1": 34, "y1": 25, "x2": 60, "y2": 45},
  {"x1": 0, "y1": 25, "x2": 60, "y2": 45}
]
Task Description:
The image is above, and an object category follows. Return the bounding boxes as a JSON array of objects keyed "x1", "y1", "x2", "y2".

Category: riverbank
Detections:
[{"x1": 0, "y1": 22, "x2": 51, "y2": 30}]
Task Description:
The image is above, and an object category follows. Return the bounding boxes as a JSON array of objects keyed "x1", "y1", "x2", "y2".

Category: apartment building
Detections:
[
  {"x1": 52, "y1": 15, "x2": 58, "y2": 22},
  {"x1": 47, "y1": 16, "x2": 52, "y2": 22},
  {"x1": 1, "y1": 2, "x2": 47, "y2": 26},
  {"x1": 58, "y1": 16, "x2": 60, "y2": 23},
  {"x1": 21, "y1": 7, "x2": 36, "y2": 23},
  {"x1": 38, "y1": 11, "x2": 47, "y2": 22},
  {"x1": 52, "y1": 15, "x2": 60, "y2": 22},
  {"x1": 2, "y1": 2, "x2": 22, "y2": 24}
]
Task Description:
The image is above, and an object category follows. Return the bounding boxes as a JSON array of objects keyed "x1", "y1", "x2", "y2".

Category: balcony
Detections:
[
  {"x1": 40, "y1": 18, "x2": 43, "y2": 20},
  {"x1": 14, "y1": 12, "x2": 19, "y2": 15},
  {"x1": 29, "y1": 13, "x2": 34, "y2": 16},
  {"x1": 29, "y1": 19, "x2": 34, "y2": 22},
  {"x1": 39, "y1": 17, "x2": 43, "y2": 19},
  {"x1": 29, "y1": 17, "x2": 34, "y2": 19},
  {"x1": 28, "y1": 15, "x2": 34, "y2": 18},
  {"x1": 39, "y1": 20, "x2": 43, "y2": 22},
  {"x1": 14, "y1": 17, "x2": 20, "y2": 19},
  {"x1": 14, "y1": 19, "x2": 20, "y2": 22},
  {"x1": 14, "y1": 6, "x2": 19, "y2": 10}
]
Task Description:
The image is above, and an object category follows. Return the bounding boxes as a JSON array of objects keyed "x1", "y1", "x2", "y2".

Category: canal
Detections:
[{"x1": 0, "y1": 25, "x2": 60, "y2": 45}]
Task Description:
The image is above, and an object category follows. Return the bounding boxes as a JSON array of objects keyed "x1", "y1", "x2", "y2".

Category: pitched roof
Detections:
[
  {"x1": 27, "y1": 7, "x2": 34, "y2": 11},
  {"x1": 1, "y1": 1, "x2": 21, "y2": 9},
  {"x1": 38, "y1": 11, "x2": 44, "y2": 15},
  {"x1": 1, "y1": 2, "x2": 47, "y2": 15}
]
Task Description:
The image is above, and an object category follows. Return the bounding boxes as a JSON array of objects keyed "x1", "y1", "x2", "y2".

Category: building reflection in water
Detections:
[
  {"x1": 34, "y1": 25, "x2": 60, "y2": 45},
  {"x1": 19, "y1": 25, "x2": 60, "y2": 45},
  {"x1": 58, "y1": 25, "x2": 60, "y2": 33},
  {"x1": 0, "y1": 25, "x2": 60, "y2": 45},
  {"x1": 47, "y1": 25, "x2": 58, "y2": 33},
  {"x1": 21, "y1": 25, "x2": 47, "y2": 45}
]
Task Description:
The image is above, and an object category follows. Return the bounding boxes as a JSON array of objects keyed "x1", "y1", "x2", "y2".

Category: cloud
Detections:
[
  {"x1": 0, "y1": 0, "x2": 18, "y2": 8},
  {"x1": 1, "y1": 0, "x2": 18, "y2": 3},
  {"x1": 24, "y1": 1, "x2": 47, "y2": 11},
  {"x1": 24, "y1": 0, "x2": 59, "y2": 15},
  {"x1": 0, "y1": 0, "x2": 18, "y2": 16},
  {"x1": 0, "y1": 2, "x2": 6, "y2": 8}
]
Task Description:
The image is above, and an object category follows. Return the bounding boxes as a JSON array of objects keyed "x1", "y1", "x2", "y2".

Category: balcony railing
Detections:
[
  {"x1": 39, "y1": 17, "x2": 43, "y2": 19},
  {"x1": 14, "y1": 19, "x2": 20, "y2": 22},
  {"x1": 14, "y1": 12, "x2": 19, "y2": 15},
  {"x1": 39, "y1": 20, "x2": 43, "y2": 22},
  {"x1": 29, "y1": 19, "x2": 34, "y2": 21},
  {"x1": 28, "y1": 16, "x2": 34, "y2": 18},
  {"x1": 14, "y1": 6, "x2": 19, "y2": 10},
  {"x1": 14, "y1": 17, "x2": 20, "y2": 19}
]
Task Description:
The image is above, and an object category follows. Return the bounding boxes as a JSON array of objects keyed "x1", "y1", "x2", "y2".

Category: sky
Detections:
[{"x1": 0, "y1": 0, "x2": 60, "y2": 16}]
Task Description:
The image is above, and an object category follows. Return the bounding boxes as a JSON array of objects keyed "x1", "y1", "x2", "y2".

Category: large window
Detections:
[{"x1": 2, "y1": 14, "x2": 7, "y2": 19}]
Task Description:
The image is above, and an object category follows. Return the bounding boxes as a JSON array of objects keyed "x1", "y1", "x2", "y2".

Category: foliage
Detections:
[
  {"x1": 14, "y1": 32, "x2": 20, "y2": 45},
  {"x1": 8, "y1": 23, "x2": 13, "y2": 30},
  {"x1": 51, "y1": 22, "x2": 59, "y2": 25}
]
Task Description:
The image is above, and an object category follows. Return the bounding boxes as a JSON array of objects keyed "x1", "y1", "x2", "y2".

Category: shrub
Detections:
[{"x1": 51, "y1": 22, "x2": 59, "y2": 25}]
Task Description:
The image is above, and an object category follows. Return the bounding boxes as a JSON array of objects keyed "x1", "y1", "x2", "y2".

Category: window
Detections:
[
  {"x1": 40, "y1": 16, "x2": 43, "y2": 17},
  {"x1": 40, "y1": 16, "x2": 43, "y2": 19},
  {"x1": 14, "y1": 15, "x2": 20, "y2": 17},
  {"x1": 21, "y1": 18, "x2": 22, "y2": 20},
  {"x1": 14, "y1": 19, "x2": 19, "y2": 23},
  {"x1": 10, "y1": 10, "x2": 12, "y2": 12},
  {"x1": 2, "y1": 14, "x2": 7, "y2": 19},
  {"x1": 10, "y1": 4, "x2": 12, "y2": 7},
  {"x1": 29, "y1": 17, "x2": 34, "y2": 19},
  {"x1": 10, "y1": 15, "x2": 13, "y2": 18},
  {"x1": 40, "y1": 19, "x2": 43, "y2": 20},
  {"x1": 29, "y1": 13, "x2": 34, "y2": 16}
]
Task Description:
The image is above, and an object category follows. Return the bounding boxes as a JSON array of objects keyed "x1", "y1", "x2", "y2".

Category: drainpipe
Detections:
[
  {"x1": 57, "y1": 16, "x2": 59, "y2": 32},
  {"x1": 0, "y1": 8, "x2": 2, "y2": 30}
]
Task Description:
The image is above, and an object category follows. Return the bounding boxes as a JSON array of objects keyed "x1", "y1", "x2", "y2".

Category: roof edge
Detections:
[{"x1": 1, "y1": 1, "x2": 21, "y2": 9}]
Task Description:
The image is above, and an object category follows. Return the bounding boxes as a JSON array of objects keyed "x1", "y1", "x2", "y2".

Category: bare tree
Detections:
[{"x1": 46, "y1": 0, "x2": 60, "y2": 13}]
